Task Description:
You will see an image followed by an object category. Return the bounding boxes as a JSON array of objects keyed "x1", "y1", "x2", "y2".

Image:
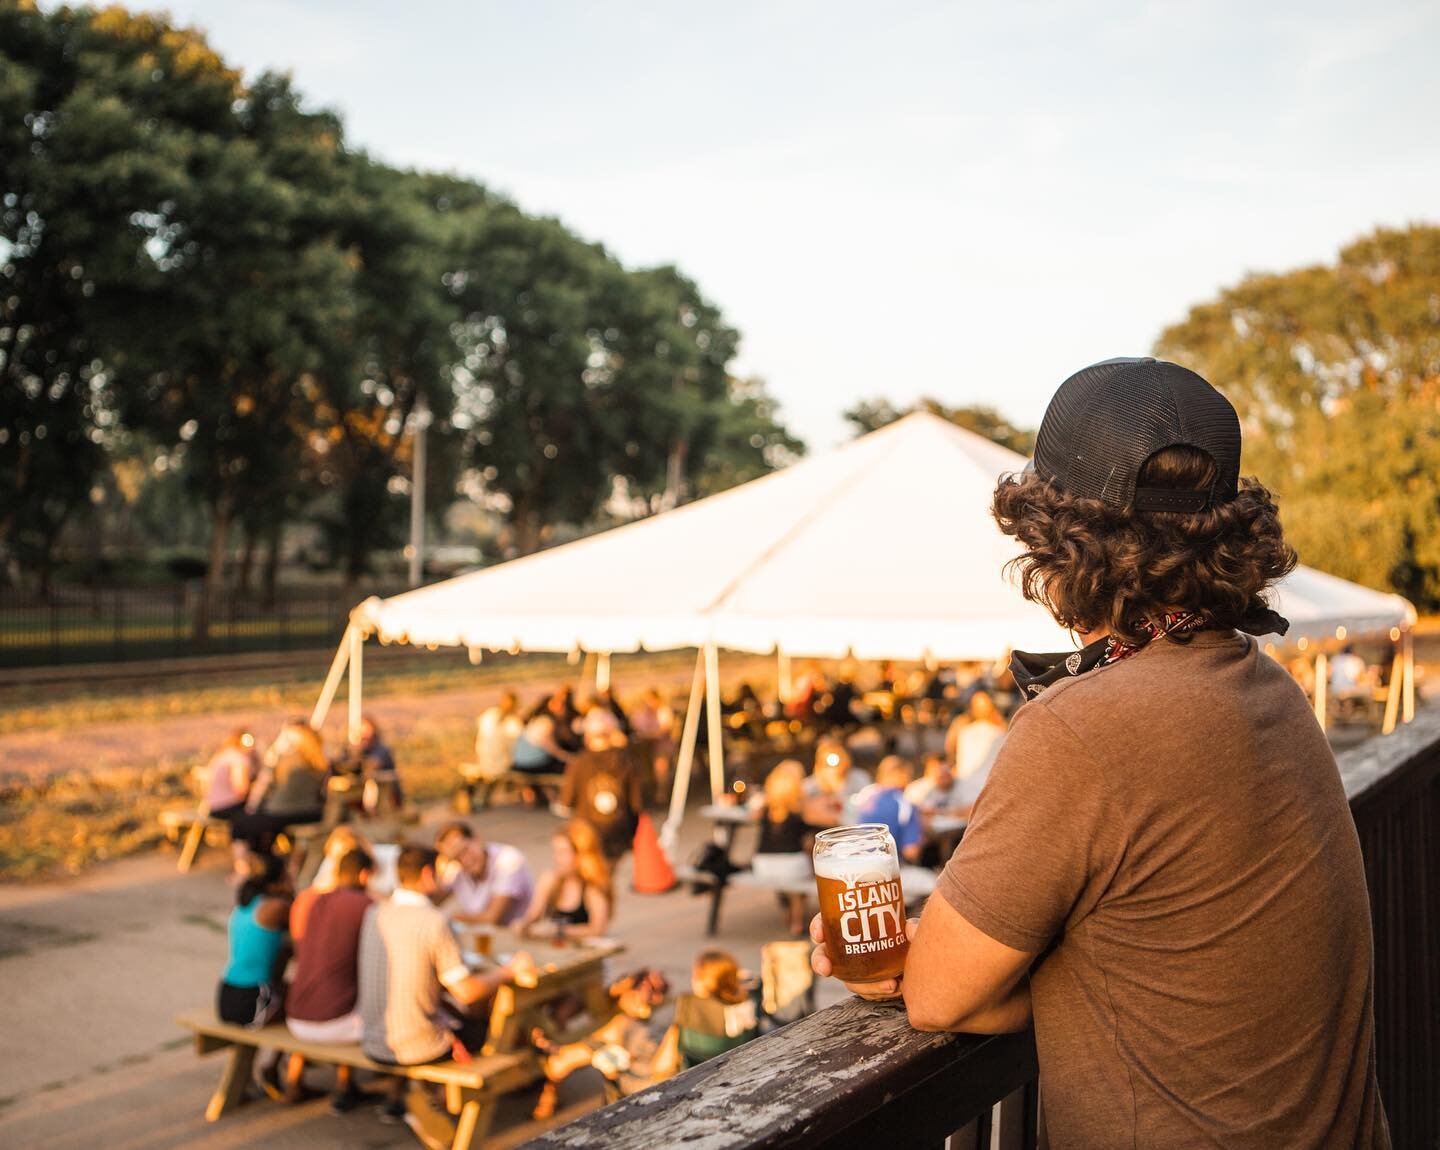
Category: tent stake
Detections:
[
  {"x1": 1380, "y1": 646, "x2": 1403, "y2": 735},
  {"x1": 704, "y1": 642, "x2": 725, "y2": 805},
  {"x1": 348, "y1": 625, "x2": 364, "y2": 746},
  {"x1": 310, "y1": 626, "x2": 352, "y2": 731},
  {"x1": 661, "y1": 649, "x2": 707, "y2": 850},
  {"x1": 1402, "y1": 630, "x2": 1415, "y2": 724}
]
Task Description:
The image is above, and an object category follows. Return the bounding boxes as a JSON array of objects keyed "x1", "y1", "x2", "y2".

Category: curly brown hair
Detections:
[{"x1": 992, "y1": 445, "x2": 1297, "y2": 646}]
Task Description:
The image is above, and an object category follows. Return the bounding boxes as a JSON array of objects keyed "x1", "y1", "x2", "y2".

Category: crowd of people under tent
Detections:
[{"x1": 193, "y1": 642, "x2": 1386, "y2": 1146}]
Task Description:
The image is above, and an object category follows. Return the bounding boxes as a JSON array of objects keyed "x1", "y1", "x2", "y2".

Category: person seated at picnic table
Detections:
[
  {"x1": 948, "y1": 689, "x2": 1008, "y2": 783},
  {"x1": 590, "y1": 687, "x2": 633, "y2": 735},
  {"x1": 214, "y1": 851, "x2": 292, "y2": 1098},
  {"x1": 854, "y1": 756, "x2": 924, "y2": 864},
  {"x1": 748, "y1": 759, "x2": 812, "y2": 935},
  {"x1": 519, "y1": 820, "x2": 614, "y2": 941},
  {"x1": 282, "y1": 847, "x2": 375, "y2": 1111},
  {"x1": 330, "y1": 716, "x2": 403, "y2": 818},
  {"x1": 528, "y1": 968, "x2": 672, "y2": 1119},
  {"x1": 510, "y1": 693, "x2": 577, "y2": 776},
  {"x1": 904, "y1": 752, "x2": 966, "y2": 814},
  {"x1": 474, "y1": 690, "x2": 523, "y2": 784},
  {"x1": 670, "y1": 948, "x2": 761, "y2": 1069},
  {"x1": 290, "y1": 825, "x2": 367, "y2": 938},
  {"x1": 817, "y1": 672, "x2": 861, "y2": 730},
  {"x1": 437, "y1": 827, "x2": 534, "y2": 927},
  {"x1": 433, "y1": 820, "x2": 473, "y2": 887},
  {"x1": 230, "y1": 720, "x2": 328, "y2": 855},
  {"x1": 628, "y1": 687, "x2": 676, "y2": 796},
  {"x1": 558, "y1": 708, "x2": 645, "y2": 862},
  {"x1": 358, "y1": 844, "x2": 536, "y2": 1139},
  {"x1": 200, "y1": 729, "x2": 261, "y2": 825},
  {"x1": 1328, "y1": 644, "x2": 1372, "y2": 703},
  {"x1": 801, "y1": 738, "x2": 871, "y2": 827}
]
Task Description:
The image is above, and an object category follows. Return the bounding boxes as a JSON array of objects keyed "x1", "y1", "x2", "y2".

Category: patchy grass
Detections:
[{"x1": 0, "y1": 722, "x2": 473, "y2": 881}]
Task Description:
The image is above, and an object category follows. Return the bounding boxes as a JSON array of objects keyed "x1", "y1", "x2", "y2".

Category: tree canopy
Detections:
[
  {"x1": 843, "y1": 397, "x2": 1036, "y2": 456},
  {"x1": 1156, "y1": 224, "x2": 1440, "y2": 607},
  {"x1": 0, "y1": 0, "x2": 802, "y2": 599}
]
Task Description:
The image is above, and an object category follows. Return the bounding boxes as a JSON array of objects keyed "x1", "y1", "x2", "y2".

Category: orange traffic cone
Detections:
[{"x1": 631, "y1": 812, "x2": 676, "y2": 894}]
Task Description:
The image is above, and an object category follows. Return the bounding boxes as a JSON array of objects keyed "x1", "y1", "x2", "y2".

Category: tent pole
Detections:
[
  {"x1": 1402, "y1": 630, "x2": 1415, "y2": 724},
  {"x1": 310, "y1": 626, "x2": 352, "y2": 731},
  {"x1": 347, "y1": 625, "x2": 364, "y2": 746},
  {"x1": 1313, "y1": 650, "x2": 1328, "y2": 732},
  {"x1": 1380, "y1": 645, "x2": 1403, "y2": 736},
  {"x1": 661, "y1": 650, "x2": 706, "y2": 850},
  {"x1": 597, "y1": 652, "x2": 611, "y2": 694},
  {"x1": 777, "y1": 649, "x2": 792, "y2": 704},
  {"x1": 704, "y1": 642, "x2": 725, "y2": 804}
]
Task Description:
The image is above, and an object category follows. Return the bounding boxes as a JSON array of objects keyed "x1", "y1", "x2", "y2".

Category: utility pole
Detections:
[{"x1": 408, "y1": 395, "x2": 431, "y2": 588}]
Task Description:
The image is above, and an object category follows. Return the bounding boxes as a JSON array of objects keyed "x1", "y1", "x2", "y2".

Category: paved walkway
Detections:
[{"x1": 0, "y1": 795, "x2": 846, "y2": 1149}]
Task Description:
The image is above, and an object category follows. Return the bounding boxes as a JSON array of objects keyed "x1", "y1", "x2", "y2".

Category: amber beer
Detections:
[{"x1": 813, "y1": 824, "x2": 909, "y2": 982}]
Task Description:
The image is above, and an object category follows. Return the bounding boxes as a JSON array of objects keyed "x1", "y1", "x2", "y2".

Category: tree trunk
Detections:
[
  {"x1": 663, "y1": 436, "x2": 690, "y2": 510},
  {"x1": 261, "y1": 523, "x2": 282, "y2": 610},
  {"x1": 195, "y1": 492, "x2": 234, "y2": 648},
  {"x1": 236, "y1": 523, "x2": 257, "y2": 597}
]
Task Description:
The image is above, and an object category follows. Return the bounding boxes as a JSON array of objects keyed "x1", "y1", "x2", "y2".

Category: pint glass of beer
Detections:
[{"x1": 813, "y1": 824, "x2": 909, "y2": 982}]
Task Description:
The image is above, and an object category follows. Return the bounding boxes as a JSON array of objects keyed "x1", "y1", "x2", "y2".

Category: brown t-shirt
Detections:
[{"x1": 937, "y1": 630, "x2": 1388, "y2": 1149}]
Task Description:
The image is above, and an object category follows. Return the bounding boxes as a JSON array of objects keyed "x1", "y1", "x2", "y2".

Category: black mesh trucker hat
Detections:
[{"x1": 1030, "y1": 357, "x2": 1241, "y2": 513}]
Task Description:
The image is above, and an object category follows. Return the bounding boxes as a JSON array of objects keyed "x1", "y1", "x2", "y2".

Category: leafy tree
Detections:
[
  {"x1": 111, "y1": 70, "x2": 357, "y2": 637},
  {"x1": 1156, "y1": 224, "x2": 1440, "y2": 606},
  {"x1": 304, "y1": 159, "x2": 461, "y2": 592},
  {"x1": 843, "y1": 396, "x2": 1036, "y2": 455},
  {"x1": 0, "y1": 2, "x2": 236, "y2": 592},
  {"x1": 446, "y1": 205, "x2": 637, "y2": 554}
]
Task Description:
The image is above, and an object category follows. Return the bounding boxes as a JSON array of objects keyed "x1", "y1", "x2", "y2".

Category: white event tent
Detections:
[{"x1": 311, "y1": 412, "x2": 1417, "y2": 840}]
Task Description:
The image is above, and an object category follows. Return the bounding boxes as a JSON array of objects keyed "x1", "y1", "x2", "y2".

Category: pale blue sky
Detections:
[{"x1": 140, "y1": 0, "x2": 1439, "y2": 448}]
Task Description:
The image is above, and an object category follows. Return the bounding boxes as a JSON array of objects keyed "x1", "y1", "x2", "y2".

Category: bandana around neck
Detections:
[{"x1": 1009, "y1": 605, "x2": 1289, "y2": 700}]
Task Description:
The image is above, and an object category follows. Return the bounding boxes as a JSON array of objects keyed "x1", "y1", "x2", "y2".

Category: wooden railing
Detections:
[
  {"x1": 1337, "y1": 707, "x2": 1440, "y2": 1150},
  {"x1": 524, "y1": 710, "x2": 1440, "y2": 1150},
  {"x1": 521, "y1": 998, "x2": 1038, "y2": 1149}
]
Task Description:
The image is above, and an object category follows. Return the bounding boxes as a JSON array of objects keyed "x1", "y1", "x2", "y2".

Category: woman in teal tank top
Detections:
[{"x1": 216, "y1": 852, "x2": 292, "y2": 1027}]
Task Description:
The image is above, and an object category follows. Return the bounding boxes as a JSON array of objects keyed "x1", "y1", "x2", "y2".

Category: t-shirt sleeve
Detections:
[
  {"x1": 432, "y1": 914, "x2": 470, "y2": 991},
  {"x1": 490, "y1": 847, "x2": 531, "y2": 900},
  {"x1": 935, "y1": 700, "x2": 1117, "y2": 953}
]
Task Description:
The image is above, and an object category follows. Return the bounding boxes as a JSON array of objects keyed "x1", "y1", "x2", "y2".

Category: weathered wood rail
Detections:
[
  {"x1": 1336, "y1": 707, "x2": 1440, "y2": 1150},
  {"x1": 519, "y1": 996, "x2": 1037, "y2": 1149},
  {"x1": 525, "y1": 709, "x2": 1439, "y2": 1150}
]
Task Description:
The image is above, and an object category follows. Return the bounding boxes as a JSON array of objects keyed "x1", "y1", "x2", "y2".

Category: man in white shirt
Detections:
[{"x1": 440, "y1": 831, "x2": 534, "y2": 926}]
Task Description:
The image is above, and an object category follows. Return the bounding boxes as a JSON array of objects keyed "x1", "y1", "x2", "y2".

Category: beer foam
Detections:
[{"x1": 813, "y1": 853, "x2": 895, "y2": 886}]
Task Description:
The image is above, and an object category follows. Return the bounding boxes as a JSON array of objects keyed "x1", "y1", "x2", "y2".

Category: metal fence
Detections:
[{"x1": 0, "y1": 583, "x2": 407, "y2": 668}]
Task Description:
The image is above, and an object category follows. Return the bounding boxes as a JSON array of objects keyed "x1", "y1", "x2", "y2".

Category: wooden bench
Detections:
[
  {"x1": 158, "y1": 809, "x2": 325, "y2": 873},
  {"x1": 176, "y1": 1011, "x2": 531, "y2": 1149},
  {"x1": 454, "y1": 764, "x2": 566, "y2": 812}
]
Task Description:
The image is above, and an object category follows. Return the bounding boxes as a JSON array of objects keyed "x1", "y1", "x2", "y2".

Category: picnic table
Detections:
[{"x1": 178, "y1": 929, "x2": 624, "y2": 1148}]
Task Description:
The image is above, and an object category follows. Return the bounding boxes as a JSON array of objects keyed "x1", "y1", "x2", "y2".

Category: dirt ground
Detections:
[
  {"x1": 0, "y1": 795, "x2": 849, "y2": 1149},
  {"x1": 0, "y1": 653, "x2": 773, "y2": 783}
]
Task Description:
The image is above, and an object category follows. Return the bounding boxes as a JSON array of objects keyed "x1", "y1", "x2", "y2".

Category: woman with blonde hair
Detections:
[
  {"x1": 519, "y1": 819, "x2": 614, "y2": 940},
  {"x1": 749, "y1": 760, "x2": 811, "y2": 934},
  {"x1": 232, "y1": 720, "x2": 329, "y2": 854}
]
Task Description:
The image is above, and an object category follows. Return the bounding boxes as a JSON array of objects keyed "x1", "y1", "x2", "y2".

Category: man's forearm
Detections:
[{"x1": 906, "y1": 977, "x2": 1032, "y2": 1034}]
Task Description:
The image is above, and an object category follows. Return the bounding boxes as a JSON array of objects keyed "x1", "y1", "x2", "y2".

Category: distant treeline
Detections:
[{"x1": 1, "y1": 2, "x2": 802, "y2": 628}]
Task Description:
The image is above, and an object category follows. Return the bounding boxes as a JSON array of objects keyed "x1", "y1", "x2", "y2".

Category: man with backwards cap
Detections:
[{"x1": 812, "y1": 359, "x2": 1388, "y2": 1148}]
